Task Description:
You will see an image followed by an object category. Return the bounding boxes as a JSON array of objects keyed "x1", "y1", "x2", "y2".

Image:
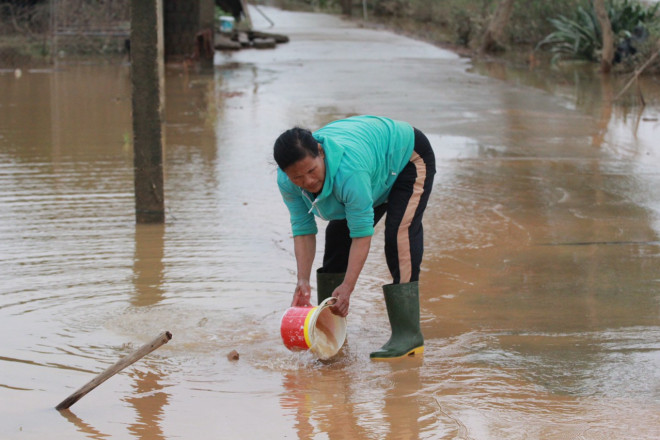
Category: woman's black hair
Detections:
[{"x1": 273, "y1": 127, "x2": 319, "y2": 170}]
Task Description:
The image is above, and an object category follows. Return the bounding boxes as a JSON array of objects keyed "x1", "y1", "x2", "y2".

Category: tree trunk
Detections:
[
  {"x1": 479, "y1": 0, "x2": 515, "y2": 54},
  {"x1": 594, "y1": 0, "x2": 614, "y2": 73},
  {"x1": 339, "y1": 0, "x2": 352, "y2": 16}
]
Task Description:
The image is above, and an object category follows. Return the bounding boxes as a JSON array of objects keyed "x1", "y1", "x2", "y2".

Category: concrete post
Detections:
[
  {"x1": 199, "y1": 0, "x2": 215, "y2": 69},
  {"x1": 199, "y1": 0, "x2": 215, "y2": 30},
  {"x1": 131, "y1": 0, "x2": 165, "y2": 223}
]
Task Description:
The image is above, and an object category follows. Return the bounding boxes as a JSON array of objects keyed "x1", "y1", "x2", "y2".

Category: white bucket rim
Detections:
[{"x1": 307, "y1": 298, "x2": 346, "y2": 359}]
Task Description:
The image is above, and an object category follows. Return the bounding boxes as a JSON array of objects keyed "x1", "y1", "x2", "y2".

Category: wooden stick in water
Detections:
[
  {"x1": 614, "y1": 48, "x2": 660, "y2": 102},
  {"x1": 56, "y1": 331, "x2": 172, "y2": 411}
]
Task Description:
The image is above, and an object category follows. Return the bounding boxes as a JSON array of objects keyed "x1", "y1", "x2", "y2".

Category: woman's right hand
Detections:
[{"x1": 291, "y1": 279, "x2": 312, "y2": 307}]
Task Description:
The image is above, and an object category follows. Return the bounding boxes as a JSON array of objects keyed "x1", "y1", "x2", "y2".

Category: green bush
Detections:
[
  {"x1": 365, "y1": 0, "x2": 581, "y2": 48},
  {"x1": 509, "y1": 0, "x2": 581, "y2": 44},
  {"x1": 537, "y1": 2, "x2": 602, "y2": 61},
  {"x1": 537, "y1": 0, "x2": 660, "y2": 63},
  {"x1": 609, "y1": 0, "x2": 659, "y2": 35}
]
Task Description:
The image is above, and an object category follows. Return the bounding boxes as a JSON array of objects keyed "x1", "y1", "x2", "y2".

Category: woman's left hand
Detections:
[
  {"x1": 292, "y1": 279, "x2": 312, "y2": 307},
  {"x1": 330, "y1": 284, "x2": 353, "y2": 317}
]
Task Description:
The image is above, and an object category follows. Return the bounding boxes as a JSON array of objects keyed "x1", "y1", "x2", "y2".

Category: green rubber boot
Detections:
[
  {"x1": 316, "y1": 270, "x2": 345, "y2": 305},
  {"x1": 370, "y1": 282, "x2": 424, "y2": 360}
]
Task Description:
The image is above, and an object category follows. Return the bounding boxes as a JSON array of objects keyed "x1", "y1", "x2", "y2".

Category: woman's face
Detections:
[{"x1": 284, "y1": 145, "x2": 326, "y2": 194}]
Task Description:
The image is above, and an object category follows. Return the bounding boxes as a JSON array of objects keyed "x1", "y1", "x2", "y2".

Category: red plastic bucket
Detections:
[{"x1": 280, "y1": 298, "x2": 347, "y2": 359}]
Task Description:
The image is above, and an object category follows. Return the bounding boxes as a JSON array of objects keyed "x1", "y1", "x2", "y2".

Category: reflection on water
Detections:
[
  {"x1": 125, "y1": 366, "x2": 169, "y2": 440},
  {"x1": 280, "y1": 358, "x2": 428, "y2": 440},
  {"x1": 1, "y1": 6, "x2": 660, "y2": 440},
  {"x1": 60, "y1": 409, "x2": 110, "y2": 439},
  {"x1": 470, "y1": 57, "x2": 660, "y2": 160},
  {"x1": 382, "y1": 360, "x2": 426, "y2": 440},
  {"x1": 133, "y1": 224, "x2": 165, "y2": 307}
]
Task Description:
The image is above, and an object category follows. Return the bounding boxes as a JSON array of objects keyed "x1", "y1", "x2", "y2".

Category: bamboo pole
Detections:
[
  {"x1": 615, "y1": 48, "x2": 660, "y2": 102},
  {"x1": 252, "y1": 4, "x2": 274, "y2": 27},
  {"x1": 56, "y1": 331, "x2": 172, "y2": 411}
]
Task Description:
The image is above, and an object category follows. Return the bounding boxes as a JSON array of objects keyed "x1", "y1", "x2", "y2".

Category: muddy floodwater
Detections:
[{"x1": 2, "y1": 6, "x2": 660, "y2": 440}]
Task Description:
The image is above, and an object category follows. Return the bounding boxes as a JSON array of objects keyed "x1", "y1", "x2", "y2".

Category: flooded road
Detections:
[{"x1": 2, "y1": 6, "x2": 660, "y2": 439}]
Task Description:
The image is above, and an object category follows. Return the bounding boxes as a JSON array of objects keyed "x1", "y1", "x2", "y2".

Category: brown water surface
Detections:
[{"x1": 1, "y1": 7, "x2": 659, "y2": 440}]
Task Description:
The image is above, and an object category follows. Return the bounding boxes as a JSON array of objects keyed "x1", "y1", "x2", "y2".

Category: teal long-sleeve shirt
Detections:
[{"x1": 277, "y1": 115, "x2": 415, "y2": 238}]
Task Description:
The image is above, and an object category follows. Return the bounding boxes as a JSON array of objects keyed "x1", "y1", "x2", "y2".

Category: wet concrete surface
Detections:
[{"x1": 1, "y1": 6, "x2": 660, "y2": 439}]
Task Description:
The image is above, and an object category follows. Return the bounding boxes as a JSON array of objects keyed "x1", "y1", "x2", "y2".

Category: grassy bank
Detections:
[
  {"x1": 0, "y1": 35, "x2": 51, "y2": 67},
  {"x1": 265, "y1": 0, "x2": 660, "y2": 74}
]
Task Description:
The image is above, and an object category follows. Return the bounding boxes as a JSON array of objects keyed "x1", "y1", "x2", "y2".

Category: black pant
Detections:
[{"x1": 318, "y1": 128, "x2": 436, "y2": 284}]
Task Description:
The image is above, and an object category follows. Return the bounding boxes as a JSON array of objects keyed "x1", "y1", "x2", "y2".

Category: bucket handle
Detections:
[
  {"x1": 310, "y1": 297, "x2": 337, "y2": 347},
  {"x1": 319, "y1": 297, "x2": 337, "y2": 307}
]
